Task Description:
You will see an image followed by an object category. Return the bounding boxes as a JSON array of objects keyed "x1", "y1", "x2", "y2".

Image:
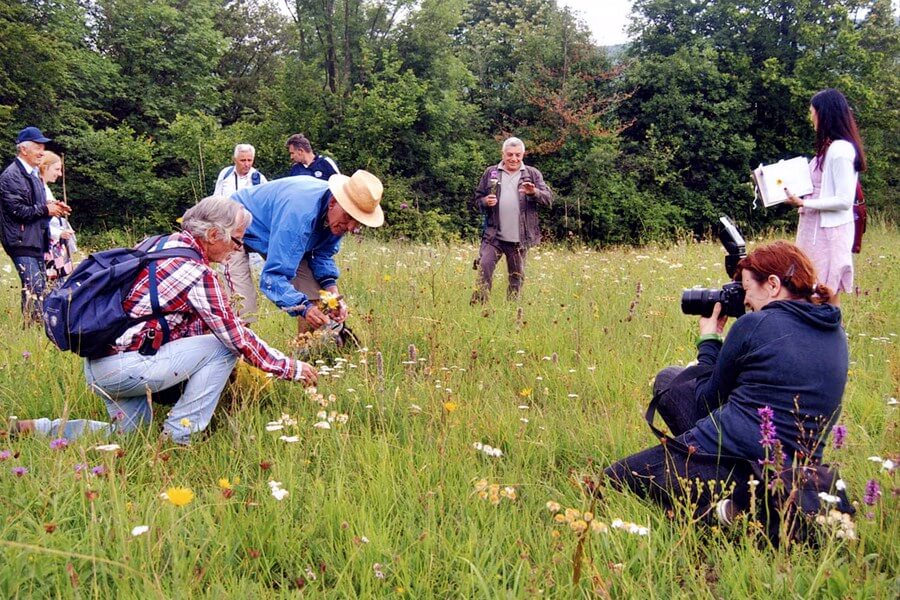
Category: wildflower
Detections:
[
  {"x1": 164, "y1": 487, "x2": 195, "y2": 507},
  {"x1": 546, "y1": 501, "x2": 561, "y2": 513},
  {"x1": 91, "y1": 465, "x2": 106, "y2": 477},
  {"x1": 0, "y1": 450, "x2": 11, "y2": 461},
  {"x1": 519, "y1": 388, "x2": 532, "y2": 397},
  {"x1": 831, "y1": 424, "x2": 847, "y2": 449},
  {"x1": 218, "y1": 478, "x2": 232, "y2": 490},
  {"x1": 757, "y1": 406, "x2": 777, "y2": 448},
  {"x1": 179, "y1": 418, "x2": 191, "y2": 428},
  {"x1": 11, "y1": 466, "x2": 27, "y2": 477},
  {"x1": 22, "y1": 351, "x2": 31, "y2": 360},
  {"x1": 74, "y1": 463, "x2": 88, "y2": 474},
  {"x1": 268, "y1": 480, "x2": 289, "y2": 501},
  {"x1": 382, "y1": 275, "x2": 392, "y2": 283},
  {"x1": 399, "y1": 202, "x2": 408, "y2": 209},
  {"x1": 569, "y1": 519, "x2": 588, "y2": 533},
  {"x1": 590, "y1": 520, "x2": 609, "y2": 534},
  {"x1": 44, "y1": 523, "x2": 56, "y2": 533},
  {"x1": 863, "y1": 479, "x2": 881, "y2": 505},
  {"x1": 94, "y1": 443, "x2": 121, "y2": 452},
  {"x1": 373, "y1": 563, "x2": 385, "y2": 579},
  {"x1": 131, "y1": 525, "x2": 149, "y2": 537},
  {"x1": 279, "y1": 435, "x2": 300, "y2": 443},
  {"x1": 265, "y1": 423, "x2": 284, "y2": 432},
  {"x1": 443, "y1": 401, "x2": 458, "y2": 413},
  {"x1": 49, "y1": 438, "x2": 69, "y2": 450},
  {"x1": 113, "y1": 410, "x2": 126, "y2": 422},
  {"x1": 313, "y1": 421, "x2": 331, "y2": 430}
]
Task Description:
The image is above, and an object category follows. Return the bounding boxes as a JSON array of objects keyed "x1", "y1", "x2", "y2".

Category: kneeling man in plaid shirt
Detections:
[{"x1": 11, "y1": 196, "x2": 317, "y2": 444}]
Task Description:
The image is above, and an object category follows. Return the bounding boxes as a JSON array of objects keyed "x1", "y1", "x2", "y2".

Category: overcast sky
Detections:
[{"x1": 558, "y1": 0, "x2": 636, "y2": 46}]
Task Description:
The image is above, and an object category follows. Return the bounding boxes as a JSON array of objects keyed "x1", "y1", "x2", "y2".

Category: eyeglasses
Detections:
[{"x1": 230, "y1": 236, "x2": 244, "y2": 249}]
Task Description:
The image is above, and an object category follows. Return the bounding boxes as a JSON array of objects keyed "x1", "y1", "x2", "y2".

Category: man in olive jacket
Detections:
[
  {"x1": 471, "y1": 136, "x2": 552, "y2": 303},
  {"x1": 0, "y1": 127, "x2": 71, "y2": 324}
]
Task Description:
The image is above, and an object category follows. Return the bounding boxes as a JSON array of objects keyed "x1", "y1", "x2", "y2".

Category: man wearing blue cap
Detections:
[{"x1": 0, "y1": 127, "x2": 71, "y2": 324}]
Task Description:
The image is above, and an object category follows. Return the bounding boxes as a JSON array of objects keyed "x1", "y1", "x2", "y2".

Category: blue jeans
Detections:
[
  {"x1": 11, "y1": 255, "x2": 46, "y2": 324},
  {"x1": 36, "y1": 335, "x2": 238, "y2": 445}
]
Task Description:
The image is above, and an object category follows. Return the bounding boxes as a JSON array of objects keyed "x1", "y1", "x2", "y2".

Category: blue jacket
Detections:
[
  {"x1": 287, "y1": 154, "x2": 340, "y2": 180},
  {"x1": 232, "y1": 176, "x2": 341, "y2": 316},
  {"x1": 0, "y1": 158, "x2": 49, "y2": 258},
  {"x1": 691, "y1": 300, "x2": 847, "y2": 462}
]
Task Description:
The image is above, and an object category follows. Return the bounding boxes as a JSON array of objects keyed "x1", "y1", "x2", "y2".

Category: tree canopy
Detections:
[{"x1": 1, "y1": 0, "x2": 896, "y2": 244}]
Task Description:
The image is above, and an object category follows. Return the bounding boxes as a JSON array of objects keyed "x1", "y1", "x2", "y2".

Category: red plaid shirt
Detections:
[{"x1": 114, "y1": 232, "x2": 300, "y2": 380}]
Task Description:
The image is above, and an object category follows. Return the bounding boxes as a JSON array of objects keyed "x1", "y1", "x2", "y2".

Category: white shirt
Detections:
[{"x1": 213, "y1": 166, "x2": 268, "y2": 198}]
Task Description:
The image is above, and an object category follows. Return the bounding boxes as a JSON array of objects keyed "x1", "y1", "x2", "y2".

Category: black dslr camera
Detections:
[{"x1": 681, "y1": 216, "x2": 747, "y2": 318}]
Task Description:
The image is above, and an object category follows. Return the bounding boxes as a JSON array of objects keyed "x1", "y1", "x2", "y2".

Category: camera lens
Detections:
[{"x1": 681, "y1": 288, "x2": 723, "y2": 317}]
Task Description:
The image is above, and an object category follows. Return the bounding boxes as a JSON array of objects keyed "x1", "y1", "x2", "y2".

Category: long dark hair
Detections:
[{"x1": 810, "y1": 88, "x2": 867, "y2": 172}]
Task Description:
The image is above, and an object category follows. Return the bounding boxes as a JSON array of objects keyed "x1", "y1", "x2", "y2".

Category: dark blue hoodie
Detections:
[{"x1": 690, "y1": 300, "x2": 847, "y2": 462}]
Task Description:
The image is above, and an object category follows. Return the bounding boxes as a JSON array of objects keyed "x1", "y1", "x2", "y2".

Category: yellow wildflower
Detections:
[
  {"x1": 569, "y1": 519, "x2": 588, "y2": 533},
  {"x1": 218, "y1": 478, "x2": 232, "y2": 490},
  {"x1": 564, "y1": 508, "x2": 581, "y2": 523},
  {"x1": 546, "y1": 501, "x2": 562, "y2": 513},
  {"x1": 180, "y1": 417, "x2": 191, "y2": 428},
  {"x1": 519, "y1": 388, "x2": 532, "y2": 397},
  {"x1": 165, "y1": 487, "x2": 194, "y2": 507},
  {"x1": 553, "y1": 514, "x2": 567, "y2": 523},
  {"x1": 443, "y1": 401, "x2": 458, "y2": 413},
  {"x1": 382, "y1": 274, "x2": 392, "y2": 282}
]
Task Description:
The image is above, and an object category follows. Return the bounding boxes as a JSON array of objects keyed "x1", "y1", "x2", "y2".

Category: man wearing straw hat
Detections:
[{"x1": 226, "y1": 169, "x2": 384, "y2": 330}]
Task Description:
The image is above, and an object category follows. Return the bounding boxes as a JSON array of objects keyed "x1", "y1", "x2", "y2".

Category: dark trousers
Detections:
[
  {"x1": 603, "y1": 367, "x2": 753, "y2": 520},
  {"x1": 12, "y1": 255, "x2": 46, "y2": 325},
  {"x1": 472, "y1": 239, "x2": 526, "y2": 303}
]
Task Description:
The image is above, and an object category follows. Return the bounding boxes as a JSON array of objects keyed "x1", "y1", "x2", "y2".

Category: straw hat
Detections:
[{"x1": 328, "y1": 170, "x2": 384, "y2": 228}]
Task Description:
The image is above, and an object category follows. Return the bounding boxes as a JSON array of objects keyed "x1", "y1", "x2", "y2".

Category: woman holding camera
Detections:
[
  {"x1": 604, "y1": 242, "x2": 847, "y2": 523},
  {"x1": 785, "y1": 88, "x2": 867, "y2": 307}
]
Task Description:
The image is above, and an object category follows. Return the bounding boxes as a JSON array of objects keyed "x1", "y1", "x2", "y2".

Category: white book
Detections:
[{"x1": 751, "y1": 156, "x2": 813, "y2": 207}]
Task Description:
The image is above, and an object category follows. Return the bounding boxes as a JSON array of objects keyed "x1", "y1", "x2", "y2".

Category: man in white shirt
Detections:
[{"x1": 213, "y1": 144, "x2": 268, "y2": 197}]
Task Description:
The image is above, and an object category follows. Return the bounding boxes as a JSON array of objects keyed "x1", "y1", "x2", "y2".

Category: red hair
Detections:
[{"x1": 734, "y1": 241, "x2": 833, "y2": 304}]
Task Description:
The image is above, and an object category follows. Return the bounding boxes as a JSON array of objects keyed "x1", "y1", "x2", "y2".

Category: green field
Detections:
[{"x1": 1, "y1": 225, "x2": 897, "y2": 598}]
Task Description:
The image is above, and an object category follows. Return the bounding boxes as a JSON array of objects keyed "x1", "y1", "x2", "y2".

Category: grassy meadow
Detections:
[{"x1": 0, "y1": 224, "x2": 897, "y2": 598}]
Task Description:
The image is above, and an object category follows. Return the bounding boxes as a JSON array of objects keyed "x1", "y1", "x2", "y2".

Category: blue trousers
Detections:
[
  {"x1": 11, "y1": 255, "x2": 46, "y2": 324},
  {"x1": 35, "y1": 335, "x2": 238, "y2": 445}
]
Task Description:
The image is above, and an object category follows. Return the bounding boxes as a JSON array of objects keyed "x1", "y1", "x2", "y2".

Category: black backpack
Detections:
[{"x1": 43, "y1": 235, "x2": 200, "y2": 358}]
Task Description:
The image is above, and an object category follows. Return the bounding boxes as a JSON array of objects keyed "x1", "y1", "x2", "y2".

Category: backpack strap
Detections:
[{"x1": 144, "y1": 235, "x2": 202, "y2": 347}]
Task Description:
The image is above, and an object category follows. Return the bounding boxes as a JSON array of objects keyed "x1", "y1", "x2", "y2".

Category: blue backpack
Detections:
[{"x1": 42, "y1": 235, "x2": 200, "y2": 358}]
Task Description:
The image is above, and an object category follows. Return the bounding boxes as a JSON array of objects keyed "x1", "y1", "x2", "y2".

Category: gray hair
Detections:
[
  {"x1": 16, "y1": 141, "x2": 39, "y2": 154},
  {"x1": 502, "y1": 137, "x2": 525, "y2": 153},
  {"x1": 181, "y1": 196, "x2": 252, "y2": 242},
  {"x1": 233, "y1": 143, "x2": 256, "y2": 159}
]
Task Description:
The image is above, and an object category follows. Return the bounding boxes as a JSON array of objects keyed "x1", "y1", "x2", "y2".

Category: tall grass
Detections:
[{"x1": 0, "y1": 225, "x2": 897, "y2": 598}]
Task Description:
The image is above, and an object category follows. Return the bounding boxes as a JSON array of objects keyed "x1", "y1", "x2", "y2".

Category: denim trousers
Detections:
[
  {"x1": 35, "y1": 335, "x2": 238, "y2": 445},
  {"x1": 11, "y1": 255, "x2": 46, "y2": 324},
  {"x1": 603, "y1": 366, "x2": 753, "y2": 520}
]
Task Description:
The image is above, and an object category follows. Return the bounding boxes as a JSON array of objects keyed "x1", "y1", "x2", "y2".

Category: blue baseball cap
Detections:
[{"x1": 15, "y1": 126, "x2": 51, "y2": 145}]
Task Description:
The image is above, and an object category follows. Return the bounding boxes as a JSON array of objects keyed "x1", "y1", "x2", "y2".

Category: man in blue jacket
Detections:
[
  {"x1": 225, "y1": 170, "x2": 383, "y2": 328},
  {"x1": 285, "y1": 133, "x2": 340, "y2": 180},
  {"x1": 0, "y1": 127, "x2": 71, "y2": 325}
]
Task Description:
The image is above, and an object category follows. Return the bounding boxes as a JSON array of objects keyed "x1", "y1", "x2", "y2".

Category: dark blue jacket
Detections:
[
  {"x1": 0, "y1": 158, "x2": 49, "y2": 258},
  {"x1": 287, "y1": 154, "x2": 340, "y2": 180},
  {"x1": 691, "y1": 300, "x2": 847, "y2": 462}
]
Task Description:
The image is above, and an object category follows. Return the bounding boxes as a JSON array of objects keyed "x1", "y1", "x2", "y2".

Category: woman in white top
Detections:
[
  {"x1": 38, "y1": 152, "x2": 77, "y2": 283},
  {"x1": 785, "y1": 88, "x2": 867, "y2": 307}
]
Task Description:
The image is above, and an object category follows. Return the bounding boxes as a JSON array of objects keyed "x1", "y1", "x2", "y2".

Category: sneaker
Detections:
[{"x1": 715, "y1": 499, "x2": 735, "y2": 526}]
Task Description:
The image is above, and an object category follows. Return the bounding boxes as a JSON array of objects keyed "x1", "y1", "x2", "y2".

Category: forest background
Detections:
[{"x1": 1, "y1": 0, "x2": 897, "y2": 246}]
